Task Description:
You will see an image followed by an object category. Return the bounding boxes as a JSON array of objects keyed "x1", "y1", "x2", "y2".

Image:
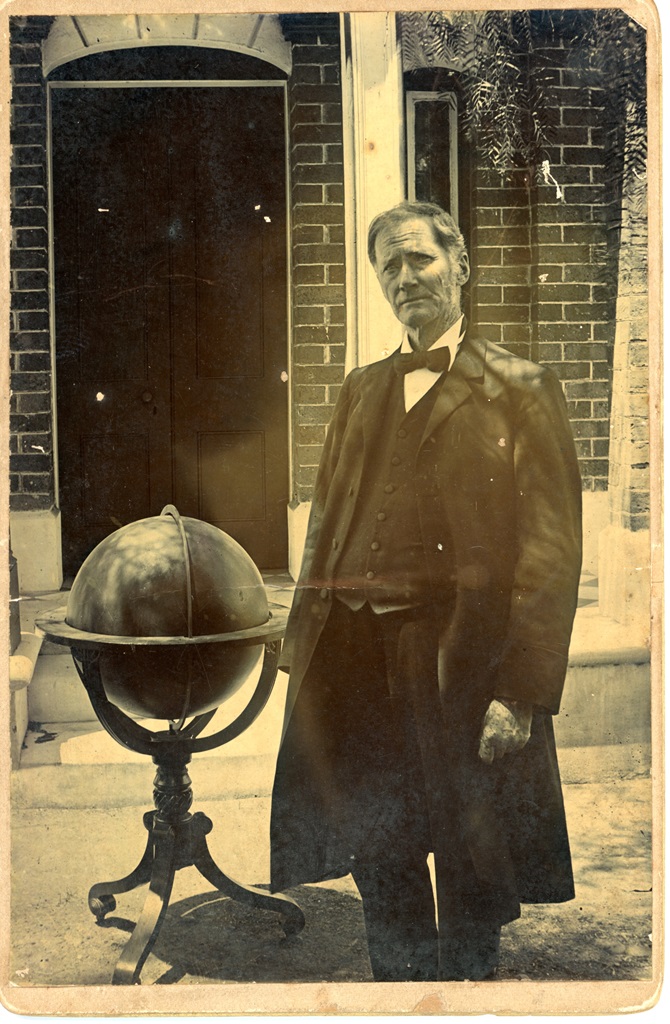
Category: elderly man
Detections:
[{"x1": 271, "y1": 201, "x2": 582, "y2": 981}]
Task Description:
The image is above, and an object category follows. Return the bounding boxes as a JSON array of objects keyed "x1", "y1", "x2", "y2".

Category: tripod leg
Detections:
[
  {"x1": 88, "y1": 811, "x2": 155, "y2": 921},
  {"x1": 112, "y1": 820, "x2": 178, "y2": 985},
  {"x1": 191, "y1": 813, "x2": 305, "y2": 936}
]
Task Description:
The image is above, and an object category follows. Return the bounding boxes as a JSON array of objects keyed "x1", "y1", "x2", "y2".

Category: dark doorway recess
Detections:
[{"x1": 52, "y1": 83, "x2": 289, "y2": 574}]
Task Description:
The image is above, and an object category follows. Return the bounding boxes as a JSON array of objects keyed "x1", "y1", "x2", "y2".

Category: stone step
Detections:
[
  {"x1": 14, "y1": 665, "x2": 289, "y2": 810},
  {"x1": 24, "y1": 576, "x2": 295, "y2": 725},
  {"x1": 14, "y1": 657, "x2": 652, "y2": 809},
  {"x1": 28, "y1": 617, "x2": 651, "y2": 746},
  {"x1": 11, "y1": 749, "x2": 278, "y2": 810},
  {"x1": 556, "y1": 604, "x2": 651, "y2": 750},
  {"x1": 17, "y1": 593, "x2": 651, "y2": 808},
  {"x1": 556, "y1": 658, "x2": 651, "y2": 748},
  {"x1": 27, "y1": 650, "x2": 651, "y2": 743},
  {"x1": 12, "y1": 735, "x2": 650, "y2": 810},
  {"x1": 27, "y1": 645, "x2": 97, "y2": 724}
]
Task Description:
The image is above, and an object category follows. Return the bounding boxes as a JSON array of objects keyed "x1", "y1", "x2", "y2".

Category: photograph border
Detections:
[{"x1": 1, "y1": 0, "x2": 662, "y2": 1015}]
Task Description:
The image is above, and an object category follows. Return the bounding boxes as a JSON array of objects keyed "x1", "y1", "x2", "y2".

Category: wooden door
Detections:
[{"x1": 52, "y1": 84, "x2": 288, "y2": 576}]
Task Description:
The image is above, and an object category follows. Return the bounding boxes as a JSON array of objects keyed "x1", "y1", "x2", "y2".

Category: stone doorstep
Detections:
[
  {"x1": 15, "y1": 587, "x2": 651, "y2": 805},
  {"x1": 9, "y1": 631, "x2": 45, "y2": 769},
  {"x1": 8, "y1": 589, "x2": 66, "y2": 770},
  {"x1": 22, "y1": 581, "x2": 651, "y2": 662},
  {"x1": 11, "y1": 740, "x2": 651, "y2": 810},
  {"x1": 14, "y1": 678, "x2": 652, "y2": 811},
  {"x1": 20, "y1": 667, "x2": 289, "y2": 768},
  {"x1": 10, "y1": 751, "x2": 278, "y2": 811},
  {"x1": 568, "y1": 603, "x2": 650, "y2": 666},
  {"x1": 9, "y1": 632, "x2": 44, "y2": 694},
  {"x1": 13, "y1": 662, "x2": 289, "y2": 810}
]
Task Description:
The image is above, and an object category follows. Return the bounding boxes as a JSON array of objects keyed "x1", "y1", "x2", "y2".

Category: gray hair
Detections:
[{"x1": 367, "y1": 201, "x2": 467, "y2": 266}]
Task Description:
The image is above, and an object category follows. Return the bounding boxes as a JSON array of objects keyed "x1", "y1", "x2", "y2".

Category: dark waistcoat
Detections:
[{"x1": 334, "y1": 372, "x2": 450, "y2": 612}]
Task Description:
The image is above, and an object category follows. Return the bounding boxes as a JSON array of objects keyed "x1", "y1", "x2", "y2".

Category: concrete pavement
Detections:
[{"x1": 8, "y1": 773, "x2": 654, "y2": 989}]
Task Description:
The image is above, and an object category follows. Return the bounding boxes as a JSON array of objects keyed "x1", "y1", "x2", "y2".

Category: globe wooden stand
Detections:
[{"x1": 38, "y1": 613, "x2": 305, "y2": 986}]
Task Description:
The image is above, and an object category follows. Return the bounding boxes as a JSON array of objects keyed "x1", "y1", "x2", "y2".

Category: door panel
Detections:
[
  {"x1": 168, "y1": 87, "x2": 288, "y2": 567},
  {"x1": 82, "y1": 433, "x2": 150, "y2": 525},
  {"x1": 53, "y1": 88, "x2": 173, "y2": 573},
  {"x1": 198, "y1": 432, "x2": 266, "y2": 522},
  {"x1": 52, "y1": 84, "x2": 288, "y2": 574}
]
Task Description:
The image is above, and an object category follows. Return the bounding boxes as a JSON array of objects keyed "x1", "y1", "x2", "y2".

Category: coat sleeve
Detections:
[
  {"x1": 278, "y1": 368, "x2": 359, "y2": 672},
  {"x1": 492, "y1": 369, "x2": 582, "y2": 714}
]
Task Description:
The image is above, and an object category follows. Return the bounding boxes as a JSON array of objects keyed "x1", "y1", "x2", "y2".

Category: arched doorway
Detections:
[{"x1": 49, "y1": 41, "x2": 290, "y2": 574}]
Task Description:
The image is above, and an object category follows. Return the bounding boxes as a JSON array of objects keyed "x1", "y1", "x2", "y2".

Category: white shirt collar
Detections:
[{"x1": 400, "y1": 314, "x2": 466, "y2": 363}]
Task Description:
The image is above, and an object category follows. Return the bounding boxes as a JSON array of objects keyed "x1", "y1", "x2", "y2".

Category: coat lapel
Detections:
[
  {"x1": 359, "y1": 354, "x2": 402, "y2": 452},
  {"x1": 356, "y1": 334, "x2": 490, "y2": 452},
  {"x1": 419, "y1": 333, "x2": 487, "y2": 448}
]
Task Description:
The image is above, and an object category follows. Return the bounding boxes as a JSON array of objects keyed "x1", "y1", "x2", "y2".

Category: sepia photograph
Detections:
[{"x1": 1, "y1": 0, "x2": 661, "y2": 1015}]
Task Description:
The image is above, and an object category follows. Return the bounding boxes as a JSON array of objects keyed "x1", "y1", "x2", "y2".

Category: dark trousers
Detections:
[
  {"x1": 351, "y1": 850, "x2": 438, "y2": 982},
  {"x1": 352, "y1": 854, "x2": 500, "y2": 981},
  {"x1": 327, "y1": 600, "x2": 501, "y2": 982}
]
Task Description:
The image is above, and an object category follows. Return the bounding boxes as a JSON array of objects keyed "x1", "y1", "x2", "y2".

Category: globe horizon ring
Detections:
[{"x1": 65, "y1": 512, "x2": 270, "y2": 720}]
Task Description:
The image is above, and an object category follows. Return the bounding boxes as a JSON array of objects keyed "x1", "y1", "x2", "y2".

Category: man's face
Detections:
[{"x1": 373, "y1": 217, "x2": 470, "y2": 340}]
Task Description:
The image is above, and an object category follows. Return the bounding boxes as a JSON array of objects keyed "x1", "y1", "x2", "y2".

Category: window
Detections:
[{"x1": 406, "y1": 90, "x2": 459, "y2": 221}]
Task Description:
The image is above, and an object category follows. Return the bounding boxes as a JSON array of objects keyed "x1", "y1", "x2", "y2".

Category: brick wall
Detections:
[
  {"x1": 531, "y1": 39, "x2": 615, "y2": 496},
  {"x1": 282, "y1": 18, "x2": 346, "y2": 505},
  {"x1": 469, "y1": 168, "x2": 533, "y2": 360},
  {"x1": 467, "y1": 33, "x2": 619, "y2": 494},
  {"x1": 9, "y1": 17, "x2": 54, "y2": 512},
  {"x1": 7, "y1": 14, "x2": 634, "y2": 513},
  {"x1": 607, "y1": 103, "x2": 649, "y2": 535}
]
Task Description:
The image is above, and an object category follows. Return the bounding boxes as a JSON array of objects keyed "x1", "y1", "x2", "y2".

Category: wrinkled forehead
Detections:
[{"x1": 374, "y1": 216, "x2": 445, "y2": 261}]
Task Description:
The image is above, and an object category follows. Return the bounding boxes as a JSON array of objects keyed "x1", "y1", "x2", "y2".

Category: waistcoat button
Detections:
[
  {"x1": 320, "y1": 588, "x2": 329, "y2": 600},
  {"x1": 397, "y1": 428, "x2": 407, "y2": 438},
  {"x1": 370, "y1": 541, "x2": 380, "y2": 551},
  {"x1": 391, "y1": 456, "x2": 401, "y2": 465},
  {"x1": 377, "y1": 512, "x2": 386, "y2": 522},
  {"x1": 384, "y1": 484, "x2": 395, "y2": 493},
  {"x1": 366, "y1": 571, "x2": 375, "y2": 580}
]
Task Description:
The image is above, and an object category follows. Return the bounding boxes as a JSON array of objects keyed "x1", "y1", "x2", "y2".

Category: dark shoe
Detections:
[{"x1": 440, "y1": 965, "x2": 498, "y2": 982}]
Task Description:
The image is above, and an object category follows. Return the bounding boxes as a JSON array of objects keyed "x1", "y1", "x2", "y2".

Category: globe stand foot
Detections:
[{"x1": 88, "y1": 746, "x2": 304, "y2": 985}]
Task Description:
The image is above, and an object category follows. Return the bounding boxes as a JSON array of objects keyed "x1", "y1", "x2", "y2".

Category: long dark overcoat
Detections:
[{"x1": 271, "y1": 331, "x2": 583, "y2": 928}]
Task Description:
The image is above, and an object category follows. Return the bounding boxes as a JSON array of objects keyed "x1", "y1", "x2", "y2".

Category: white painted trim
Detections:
[
  {"x1": 45, "y1": 84, "x2": 60, "y2": 508},
  {"x1": 10, "y1": 508, "x2": 63, "y2": 592},
  {"x1": 343, "y1": 12, "x2": 405, "y2": 369},
  {"x1": 45, "y1": 38, "x2": 291, "y2": 75},
  {"x1": 43, "y1": 14, "x2": 292, "y2": 77},
  {"x1": 287, "y1": 502, "x2": 311, "y2": 582},
  {"x1": 339, "y1": 13, "x2": 358, "y2": 377},
  {"x1": 406, "y1": 90, "x2": 459, "y2": 221},
  {"x1": 283, "y1": 82, "x2": 295, "y2": 520},
  {"x1": 48, "y1": 80, "x2": 286, "y2": 89}
]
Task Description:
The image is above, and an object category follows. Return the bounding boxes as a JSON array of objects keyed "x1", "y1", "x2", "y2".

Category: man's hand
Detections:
[{"x1": 478, "y1": 699, "x2": 533, "y2": 764}]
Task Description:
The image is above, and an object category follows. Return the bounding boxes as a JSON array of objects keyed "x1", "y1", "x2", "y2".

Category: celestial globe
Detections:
[{"x1": 66, "y1": 512, "x2": 270, "y2": 720}]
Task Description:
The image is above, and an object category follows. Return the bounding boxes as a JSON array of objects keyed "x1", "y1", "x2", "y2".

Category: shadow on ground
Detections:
[
  {"x1": 138, "y1": 886, "x2": 371, "y2": 985},
  {"x1": 10, "y1": 780, "x2": 653, "y2": 987}
]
